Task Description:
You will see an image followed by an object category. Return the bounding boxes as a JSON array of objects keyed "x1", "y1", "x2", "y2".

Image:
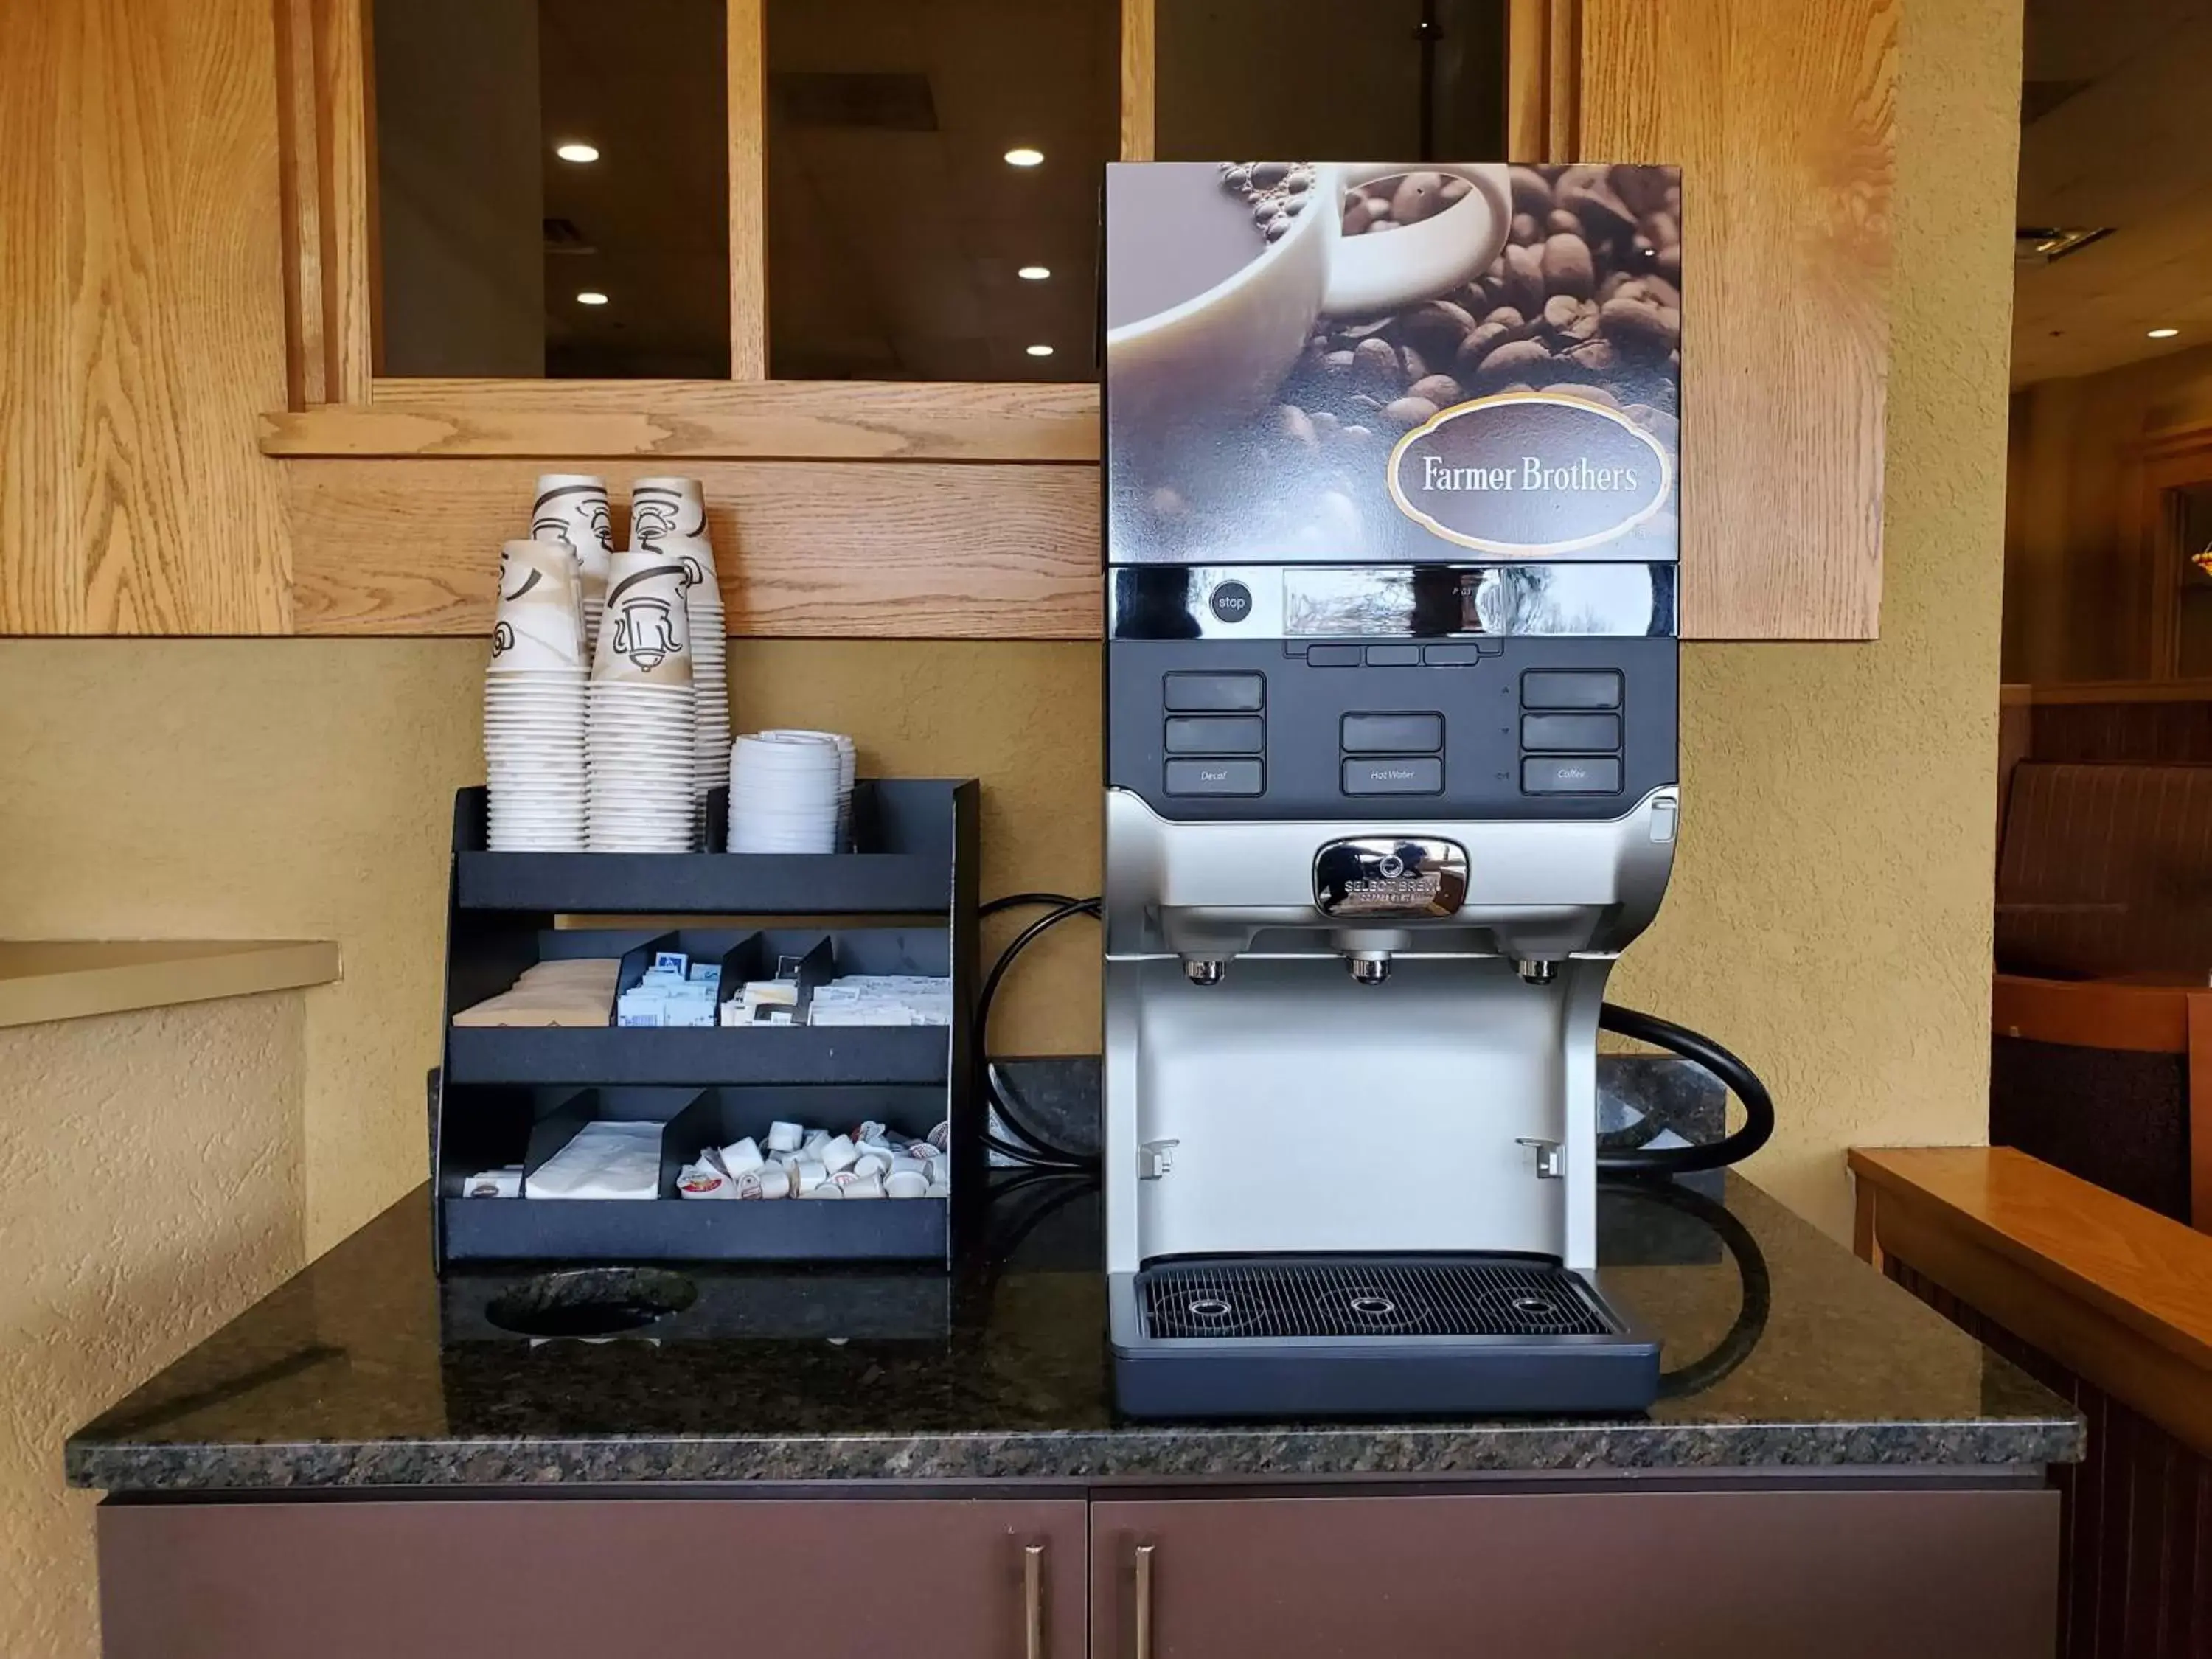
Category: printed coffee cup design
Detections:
[
  {"x1": 490, "y1": 539, "x2": 587, "y2": 670},
  {"x1": 592, "y1": 554, "x2": 693, "y2": 686},
  {"x1": 1386, "y1": 392, "x2": 1672, "y2": 555},
  {"x1": 630, "y1": 477, "x2": 708, "y2": 548},
  {"x1": 1106, "y1": 161, "x2": 1510, "y2": 442},
  {"x1": 532, "y1": 475, "x2": 614, "y2": 573}
]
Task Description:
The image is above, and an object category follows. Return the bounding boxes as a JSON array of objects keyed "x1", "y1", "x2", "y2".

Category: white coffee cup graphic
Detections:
[{"x1": 1107, "y1": 162, "x2": 1511, "y2": 439}]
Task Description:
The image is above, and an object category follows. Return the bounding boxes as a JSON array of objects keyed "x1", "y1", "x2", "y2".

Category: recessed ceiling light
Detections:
[
  {"x1": 576, "y1": 291, "x2": 609, "y2": 306},
  {"x1": 1026, "y1": 344, "x2": 1054, "y2": 357},
  {"x1": 1017, "y1": 265, "x2": 1051, "y2": 281},
  {"x1": 555, "y1": 142, "x2": 600, "y2": 164},
  {"x1": 2149, "y1": 327, "x2": 2180, "y2": 339},
  {"x1": 1004, "y1": 147, "x2": 1045, "y2": 167}
]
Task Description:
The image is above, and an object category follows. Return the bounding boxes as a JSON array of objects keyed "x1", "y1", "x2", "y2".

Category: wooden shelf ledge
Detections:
[
  {"x1": 0, "y1": 941, "x2": 342, "y2": 1029},
  {"x1": 1851, "y1": 1145, "x2": 2212, "y2": 1455},
  {"x1": 260, "y1": 380, "x2": 1102, "y2": 462}
]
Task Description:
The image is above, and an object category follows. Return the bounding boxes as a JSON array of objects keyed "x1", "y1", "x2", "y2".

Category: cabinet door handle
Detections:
[
  {"x1": 1133, "y1": 1543, "x2": 1156, "y2": 1659},
  {"x1": 1024, "y1": 1543, "x2": 1046, "y2": 1659}
]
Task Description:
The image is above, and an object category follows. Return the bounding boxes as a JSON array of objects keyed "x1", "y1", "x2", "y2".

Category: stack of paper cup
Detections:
[
  {"x1": 727, "y1": 732, "x2": 847, "y2": 853},
  {"x1": 485, "y1": 540, "x2": 588, "y2": 851},
  {"x1": 529, "y1": 475, "x2": 615, "y2": 658},
  {"x1": 587, "y1": 551, "x2": 698, "y2": 852},
  {"x1": 660, "y1": 536, "x2": 731, "y2": 837},
  {"x1": 630, "y1": 476, "x2": 709, "y2": 549},
  {"x1": 756, "y1": 729, "x2": 855, "y2": 848}
]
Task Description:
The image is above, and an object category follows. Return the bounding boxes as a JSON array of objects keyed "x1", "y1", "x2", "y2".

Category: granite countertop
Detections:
[{"x1": 69, "y1": 1148, "x2": 2081, "y2": 1490}]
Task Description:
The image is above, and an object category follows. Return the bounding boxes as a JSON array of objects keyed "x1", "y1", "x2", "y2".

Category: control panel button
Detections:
[
  {"x1": 1423, "y1": 643, "x2": 1484, "y2": 665},
  {"x1": 1166, "y1": 759, "x2": 1264, "y2": 796},
  {"x1": 1523, "y1": 757, "x2": 1621, "y2": 794},
  {"x1": 1520, "y1": 712, "x2": 1620, "y2": 751},
  {"x1": 1164, "y1": 672, "x2": 1264, "y2": 712},
  {"x1": 1522, "y1": 669, "x2": 1623, "y2": 709},
  {"x1": 1342, "y1": 713, "x2": 1444, "y2": 753},
  {"x1": 1365, "y1": 644, "x2": 1419, "y2": 667},
  {"x1": 1307, "y1": 644, "x2": 1361, "y2": 667},
  {"x1": 1208, "y1": 580, "x2": 1254, "y2": 624},
  {"x1": 1343, "y1": 757, "x2": 1444, "y2": 795},
  {"x1": 1165, "y1": 715, "x2": 1265, "y2": 754}
]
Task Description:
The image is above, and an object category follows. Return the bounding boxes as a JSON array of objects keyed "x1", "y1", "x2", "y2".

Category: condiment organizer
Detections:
[{"x1": 433, "y1": 779, "x2": 978, "y2": 1270}]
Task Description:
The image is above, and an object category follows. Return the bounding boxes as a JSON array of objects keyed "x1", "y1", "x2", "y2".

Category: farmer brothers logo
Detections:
[{"x1": 1388, "y1": 392, "x2": 1672, "y2": 555}]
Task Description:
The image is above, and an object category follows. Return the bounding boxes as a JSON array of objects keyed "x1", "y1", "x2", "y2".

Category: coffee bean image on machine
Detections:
[{"x1": 1222, "y1": 163, "x2": 1682, "y2": 448}]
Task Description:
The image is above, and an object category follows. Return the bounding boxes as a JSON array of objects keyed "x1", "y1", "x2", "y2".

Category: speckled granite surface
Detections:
[{"x1": 68, "y1": 1121, "x2": 2081, "y2": 1490}]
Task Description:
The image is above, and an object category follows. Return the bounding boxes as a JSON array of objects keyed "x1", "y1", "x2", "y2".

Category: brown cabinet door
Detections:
[
  {"x1": 100, "y1": 1495, "x2": 1087, "y2": 1659},
  {"x1": 1091, "y1": 1489, "x2": 2057, "y2": 1659}
]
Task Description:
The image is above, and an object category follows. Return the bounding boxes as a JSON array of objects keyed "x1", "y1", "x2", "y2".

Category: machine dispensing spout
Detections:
[
  {"x1": 1514, "y1": 959, "x2": 1558, "y2": 985},
  {"x1": 1182, "y1": 957, "x2": 1227, "y2": 987},
  {"x1": 1346, "y1": 951, "x2": 1392, "y2": 985}
]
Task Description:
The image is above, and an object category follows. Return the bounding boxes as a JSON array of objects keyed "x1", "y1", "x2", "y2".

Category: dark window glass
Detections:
[
  {"x1": 374, "y1": 0, "x2": 730, "y2": 378},
  {"x1": 764, "y1": 0, "x2": 1119, "y2": 381},
  {"x1": 1156, "y1": 0, "x2": 1506, "y2": 161}
]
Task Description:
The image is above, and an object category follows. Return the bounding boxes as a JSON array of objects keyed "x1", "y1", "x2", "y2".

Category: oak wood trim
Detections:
[
  {"x1": 2189, "y1": 993, "x2": 2212, "y2": 1232},
  {"x1": 268, "y1": 380, "x2": 1101, "y2": 460},
  {"x1": 273, "y1": 0, "x2": 328, "y2": 408},
  {"x1": 1848, "y1": 1148, "x2": 2212, "y2": 1379},
  {"x1": 320, "y1": 0, "x2": 374, "y2": 401},
  {"x1": 1119, "y1": 0, "x2": 1155, "y2": 161},
  {"x1": 1546, "y1": 0, "x2": 1583, "y2": 158},
  {"x1": 728, "y1": 0, "x2": 767, "y2": 380},
  {"x1": 1851, "y1": 1175, "x2": 1880, "y2": 1269},
  {"x1": 1990, "y1": 973, "x2": 2191, "y2": 1055},
  {"x1": 1507, "y1": 1, "x2": 1581, "y2": 160},
  {"x1": 1861, "y1": 1172, "x2": 2212, "y2": 1461},
  {"x1": 284, "y1": 457, "x2": 1099, "y2": 637}
]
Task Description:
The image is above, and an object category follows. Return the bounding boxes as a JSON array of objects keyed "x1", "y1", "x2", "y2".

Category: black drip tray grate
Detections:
[{"x1": 1138, "y1": 1257, "x2": 1615, "y2": 1341}]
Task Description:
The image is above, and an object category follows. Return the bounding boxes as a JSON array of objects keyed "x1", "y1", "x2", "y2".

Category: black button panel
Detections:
[
  {"x1": 1164, "y1": 672, "x2": 1264, "y2": 712},
  {"x1": 1166, "y1": 715, "x2": 1265, "y2": 754},
  {"x1": 1523, "y1": 757, "x2": 1621, "y2": 794},
  {"x1": 1166, "y1": 759, "x2": 1265, "y2": 796},
  {"x1": 1422, "y1": 643, "x2": 1485, "y2": 665},
  {"x1": 1364, "y1": 644, "x2": 1419, "y2": 667},
  {"x1": 1344, "y1": 757, "x2": 1444, "y2": 795},
  {"x1": 1520, "y1": 712, "x2": 1619, "y2": 752},
  {"x1": 1342, "y1": 713, "x2": 1444, "y2": 754},
  {"x1": 1307, "y1": 644, "x2": 1361, "y2": 667},
  {"x1": 1522, "y1": 670, "x2": 1623, "y2": 709}
]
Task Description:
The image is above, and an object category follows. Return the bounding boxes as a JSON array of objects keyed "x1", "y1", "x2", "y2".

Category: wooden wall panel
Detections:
[
  {"x1": 287, "y1": 460, "x2": 1098, "y2": 638},
  {"x1": 0, "y1": 0, "x2": 293, "y2": 634},
  {"x1": 1579, "y1": 0, "x2": 1896, "y2": 640}
]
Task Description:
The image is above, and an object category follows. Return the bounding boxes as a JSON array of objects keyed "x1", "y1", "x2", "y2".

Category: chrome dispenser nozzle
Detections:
[
  {"x1": 1514, "y1": 958, "x2": 1558, "y2": 985},
  {"x1": 1182, "y1": 957, "x2": 1227, "y2": 987},
  {"x1": 1346, "y1": 951, "x2": 1392, "y2": 986}
]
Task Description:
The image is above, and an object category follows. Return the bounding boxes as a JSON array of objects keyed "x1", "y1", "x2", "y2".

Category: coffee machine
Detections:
[{"x1": 1102, "y1": 161, "x2": 1684, "y2": 1418}]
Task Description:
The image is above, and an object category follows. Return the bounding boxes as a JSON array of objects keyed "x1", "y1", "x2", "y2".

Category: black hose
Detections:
[
  {"x1": 975, "y1": 896, "x2": 1102, "y2": 1169},
  {"x1": 1595, "y1": 1004, "x2": 1774, "y2": 1176},
  {"x1": 1599, "y1": 1175, "x2": 1772, "y2": 1399}
]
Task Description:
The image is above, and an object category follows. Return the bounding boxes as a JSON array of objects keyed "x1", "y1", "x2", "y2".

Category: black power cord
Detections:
[
  {"x1": 976, "y1": 894, "x2": 1102, "y2": 1170},
  {"x1": 1594, "y1": 1004, "x2": 1775, "y2": 1177}
]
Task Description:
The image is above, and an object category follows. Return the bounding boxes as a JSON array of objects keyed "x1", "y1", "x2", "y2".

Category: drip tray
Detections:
[{"x1": 1111, "y1": 1256, "x2": 1658, "y2": 1421}]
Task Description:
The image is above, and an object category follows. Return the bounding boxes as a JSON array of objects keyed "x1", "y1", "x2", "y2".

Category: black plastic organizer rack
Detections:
[{"x1": 432, "y1": 779, "x2": 978, "y2": 1270}]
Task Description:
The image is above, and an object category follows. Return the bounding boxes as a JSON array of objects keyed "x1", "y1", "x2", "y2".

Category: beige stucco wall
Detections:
[{"x1": 0, "y1": 995, "x2": 305, "y2": 1657}]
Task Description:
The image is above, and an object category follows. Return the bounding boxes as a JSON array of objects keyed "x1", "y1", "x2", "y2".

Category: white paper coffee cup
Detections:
[
  {"x1": 491, "y1": 540, "x2": 587, "y2": 671},
  {"x1": 631, "y1": 477, "x2": 709, "y2": 548},
  {"x1": 593, "y1": 552, "x2": 693, "y2": 687}
]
